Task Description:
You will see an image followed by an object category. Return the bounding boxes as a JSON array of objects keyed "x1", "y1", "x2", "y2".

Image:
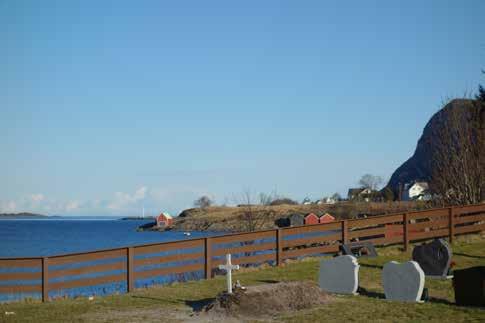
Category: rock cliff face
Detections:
[{"x1": 387, "y1": 99, "x2": 483, "y2": 194}]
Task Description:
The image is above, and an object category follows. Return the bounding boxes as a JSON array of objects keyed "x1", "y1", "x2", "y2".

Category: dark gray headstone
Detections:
[
  {"x1": 453, "y1": 266, "x2": 485, "y2": 306},
  {"x1": 412, "y1": 239, "x2": 452, "y2": 277}
]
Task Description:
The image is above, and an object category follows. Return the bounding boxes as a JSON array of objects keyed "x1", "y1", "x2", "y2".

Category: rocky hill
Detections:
[
  {"x1": 387, "y1": 98, "x2": 484, "y2": 196},
  {"x1": 0, "y1": 212, "x2": 46, "y2": 219}
]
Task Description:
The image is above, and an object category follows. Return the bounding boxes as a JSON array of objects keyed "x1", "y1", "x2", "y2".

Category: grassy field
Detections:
[{"x1": 1, "y1": 234, "x2": 484, "y2": 322}]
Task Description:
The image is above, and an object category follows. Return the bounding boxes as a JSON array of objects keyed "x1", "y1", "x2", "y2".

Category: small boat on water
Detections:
[{"x1": 183, "y1": 232, "x2": 191, "y2": 236}]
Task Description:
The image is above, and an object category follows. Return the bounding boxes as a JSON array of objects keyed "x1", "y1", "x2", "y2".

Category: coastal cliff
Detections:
[{"x1": 386, "y1": 98, "x2": 484, "y2": 195}]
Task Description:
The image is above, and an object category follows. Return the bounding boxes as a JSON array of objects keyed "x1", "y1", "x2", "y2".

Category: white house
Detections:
[
  {"x1": 321, "y1": 197, "x2": 337, "y2": 204},
  {"x1": 402, "y1": 182, "x2": 431, "y2": 201},
  {"x1": 302, "y1": 197, "x2": 312, "y2": 205},
  {"x1": 347, "y1": 188, "x2": 374, "y2": 201}
]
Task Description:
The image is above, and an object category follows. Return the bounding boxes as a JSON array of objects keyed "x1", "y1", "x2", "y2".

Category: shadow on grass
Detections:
[
  {"x1": 428, "y1": 297, "x2": 454, "y2": 306},
  {"x1": 358, "y1": 288, "x2": 455, "y2": 305},
  {"x1": 184, "y1": 298, "x2": 214, "y2": 312},
  {"x1": 255, "y1": 280, "x2": 280, "y2": 284},
  {"x1": 357, "y1": 287, "x2": 385, "y2": 299},
  {"x1": 130, "y1": 295, "x2": 181, "y2": 305},
  {"x1": 454, "y1": 252, "x2": 485, "y2": 259},
  {"x1": 131, "y1": 295, "x2": 215, "y2": 312},
  {"x1": 360, "y1": 263, "x2": 383, "y2": 270}
]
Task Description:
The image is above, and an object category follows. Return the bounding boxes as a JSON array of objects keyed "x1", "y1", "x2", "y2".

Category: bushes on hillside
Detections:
[{"x1": 270, "y1": 198, "x2": 299, "y2": 206}]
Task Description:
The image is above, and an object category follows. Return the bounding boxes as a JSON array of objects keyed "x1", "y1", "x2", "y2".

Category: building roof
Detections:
[
  {"x1": 348, "y1": 188, "x2": 369, "y2": 196},
  {"x1": 413, "y1": 182, "x2": 429, "y2": 190},
  {"x1": 348, "y1": 188, "x2": 362, "y2": 195},
  {"x1": 319, "y1": 213, "x2": 335, "y2": 219},
  {"x1": 305, "y1": 213, "x2": 318, "y2": 218},
  {"x1": 158, "y1": 212, "x2": 173, "y2": 219}
]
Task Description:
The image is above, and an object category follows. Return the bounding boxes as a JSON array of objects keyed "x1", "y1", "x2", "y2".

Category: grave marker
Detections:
[
  {"x1": 412, "y1": 239, "x2": 452, "y2": 278},
  {"x1": 218, "y1": 254, "x2": 240, "y2": 294},
  {"x1": 341, "y1": 242, "x2": 378, "y2": 258},
  {"x1": 453, "y1": 266, "x2": 485, "y2": 306},
  {"x1": 319, "y1": 255, "x2": 359, "y2": 294},
  {"x1": 382, "y1": 261, "x2": 425, "y2": 302}
]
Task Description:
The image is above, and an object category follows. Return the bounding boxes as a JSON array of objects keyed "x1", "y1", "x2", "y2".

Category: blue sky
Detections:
[{"x1": 1, "y1": 1, "x2": 484, "y2": 216}]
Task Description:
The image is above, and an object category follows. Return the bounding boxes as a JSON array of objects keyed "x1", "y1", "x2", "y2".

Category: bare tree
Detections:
[
  {"x1": 259, "y1": 192, "x2": 274, "y2": 206},
  {"x1": 193, "y1": 195, "x2": 213, "y2": 209},
  {"x1": 239, "y1": 190, "x2": 274, "y2": 232},
  {"x1": 358, "y1": 174, "x2": 383, "y2": 190},
  {"x1": 429, "y1": 97, "x2": 485, "y2": 205}
]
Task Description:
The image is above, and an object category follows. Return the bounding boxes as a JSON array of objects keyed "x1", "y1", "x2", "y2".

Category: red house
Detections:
[
  {"x1": 156, "y1": 212, "x2": 173, "y2": 228},
  {"x1": 319, "y1": 213, "x2": 335, "y2": 224},
  {"x1": 304, "y1": 213, "x2": 319, "y2": 225}
]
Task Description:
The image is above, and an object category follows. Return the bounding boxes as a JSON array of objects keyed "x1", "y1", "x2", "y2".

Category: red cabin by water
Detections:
[
  {"x1": 304, "y1": 213, "x2": 319, "y2": 225},
  {"x1": 319, "y1": 213, "x2": 335, "y2": 224},
  {"x1": 156, "y1": 212, "x2": 174, "y2": 228}
]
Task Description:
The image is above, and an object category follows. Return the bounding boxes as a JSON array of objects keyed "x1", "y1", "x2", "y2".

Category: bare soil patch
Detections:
[{"x1": 198, "y1": 281, "x2": 331, "y2": 320}]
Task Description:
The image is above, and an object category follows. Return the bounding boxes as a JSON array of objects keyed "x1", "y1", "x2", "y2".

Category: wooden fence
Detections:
[{"x1": 1, "y1": 203, "x2": 484, "y2": 303}]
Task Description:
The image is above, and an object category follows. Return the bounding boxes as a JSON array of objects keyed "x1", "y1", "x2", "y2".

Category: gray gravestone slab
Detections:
[
  {"x1": 319, "y1": 255, "x2": 359, "y2": 294},
  {"x1": 412, "y1": 239, "x2": 452, "y2": 278},
  {"x1": 382, "y1": 261, "x2": 425, "y2": 302},
  {"x1": 341, "y1": 242, "x2": 378, "y2": 258}
]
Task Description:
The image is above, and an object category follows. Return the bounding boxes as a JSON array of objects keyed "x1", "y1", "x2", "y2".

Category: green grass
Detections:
[{"x1": 1, "y1": 234, "x2": 485, "y2": 322}]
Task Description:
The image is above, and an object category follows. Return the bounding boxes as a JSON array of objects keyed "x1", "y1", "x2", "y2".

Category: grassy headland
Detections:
[{"x1": 167, "y1": 201, "x2": 430, "y2": 232}]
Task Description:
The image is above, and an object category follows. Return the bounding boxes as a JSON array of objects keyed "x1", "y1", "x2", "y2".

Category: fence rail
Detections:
[{"x1": 1, "y1": 203, "x2": 484, "y2": 303}]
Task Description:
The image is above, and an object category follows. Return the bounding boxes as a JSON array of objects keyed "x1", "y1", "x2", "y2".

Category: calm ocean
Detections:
[
  {"x1": 0, "y1": 217, "x2": 330, "y2": 302},
  {"x1": 0, "y1": 217, "x2": 218, "y2": 258}
]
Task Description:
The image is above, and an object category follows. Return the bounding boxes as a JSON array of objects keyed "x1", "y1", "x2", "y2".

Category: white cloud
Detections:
[
  {"x1": 1, "y1": 194, "x2": 82, "y2": 215},
  {"x1": 0, "y1": 201, "x2": 17, "y2": 213},
  {"x1": 134, "y1": 187, "x2": 147, "y2": 200},
  {"x1": 30, "y1": 194, "x2": 45, "y2": 202},
  {"x1": 1, "y1": 185, "x2": 211, "y2": 216},
  {"x1": 65, "y1": 201, "x2": 80, "y2": 211},
  {"x1": 107, "y1": 186, "x2": 147, "y2": 210}
]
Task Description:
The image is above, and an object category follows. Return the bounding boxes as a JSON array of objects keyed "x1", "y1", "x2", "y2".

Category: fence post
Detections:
[
  {"x1": 205, "y1": 237, "x2": 212, "y2": 279},
  {"x1": 127, "y1": 247, "x2": 134, "y2": 292},
  {"x1": 403, "y1": 213, "x2": 409, "y2": 251},
  {"x1": 449, "y1": 207, "x2": 455, "y2": 243},
  {"x1": 42, "y1": 257, "x2": 49, "y2": 302},
  {"x1": 341, "y1": 220, "x2": 348, "y2": 245},
  {"x1": 276, "y1": 229, "x2": 283, "y2": 266}
]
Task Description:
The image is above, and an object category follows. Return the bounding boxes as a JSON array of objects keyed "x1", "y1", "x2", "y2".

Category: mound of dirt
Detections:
[{"x1": 201, "y1": 281, "x2": 330, "y2": 319}]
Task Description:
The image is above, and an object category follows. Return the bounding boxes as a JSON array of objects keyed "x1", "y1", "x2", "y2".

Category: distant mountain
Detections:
[
  {"x1": 120, "y1": 216, "x2": 156, "y2": 220},
  {"x1": 387, "y1": 98, "x2": 484, "y2": 196},
  {"x1": 0, "y1": 212, "x2": 47, "y2": 219}
]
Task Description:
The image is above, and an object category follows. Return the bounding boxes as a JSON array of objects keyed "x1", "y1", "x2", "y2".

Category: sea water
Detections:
[
  {"x1": 0, "y1": 217, "x2": 222, "y2": 302},
  {"x1": 0, "y1": 217, "x2": 217, "y2": 257}
]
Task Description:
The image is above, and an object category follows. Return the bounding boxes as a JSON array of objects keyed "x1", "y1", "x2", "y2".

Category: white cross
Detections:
[{"x1": 218, "y1": 254, "x2": 240, "y2": 294}]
